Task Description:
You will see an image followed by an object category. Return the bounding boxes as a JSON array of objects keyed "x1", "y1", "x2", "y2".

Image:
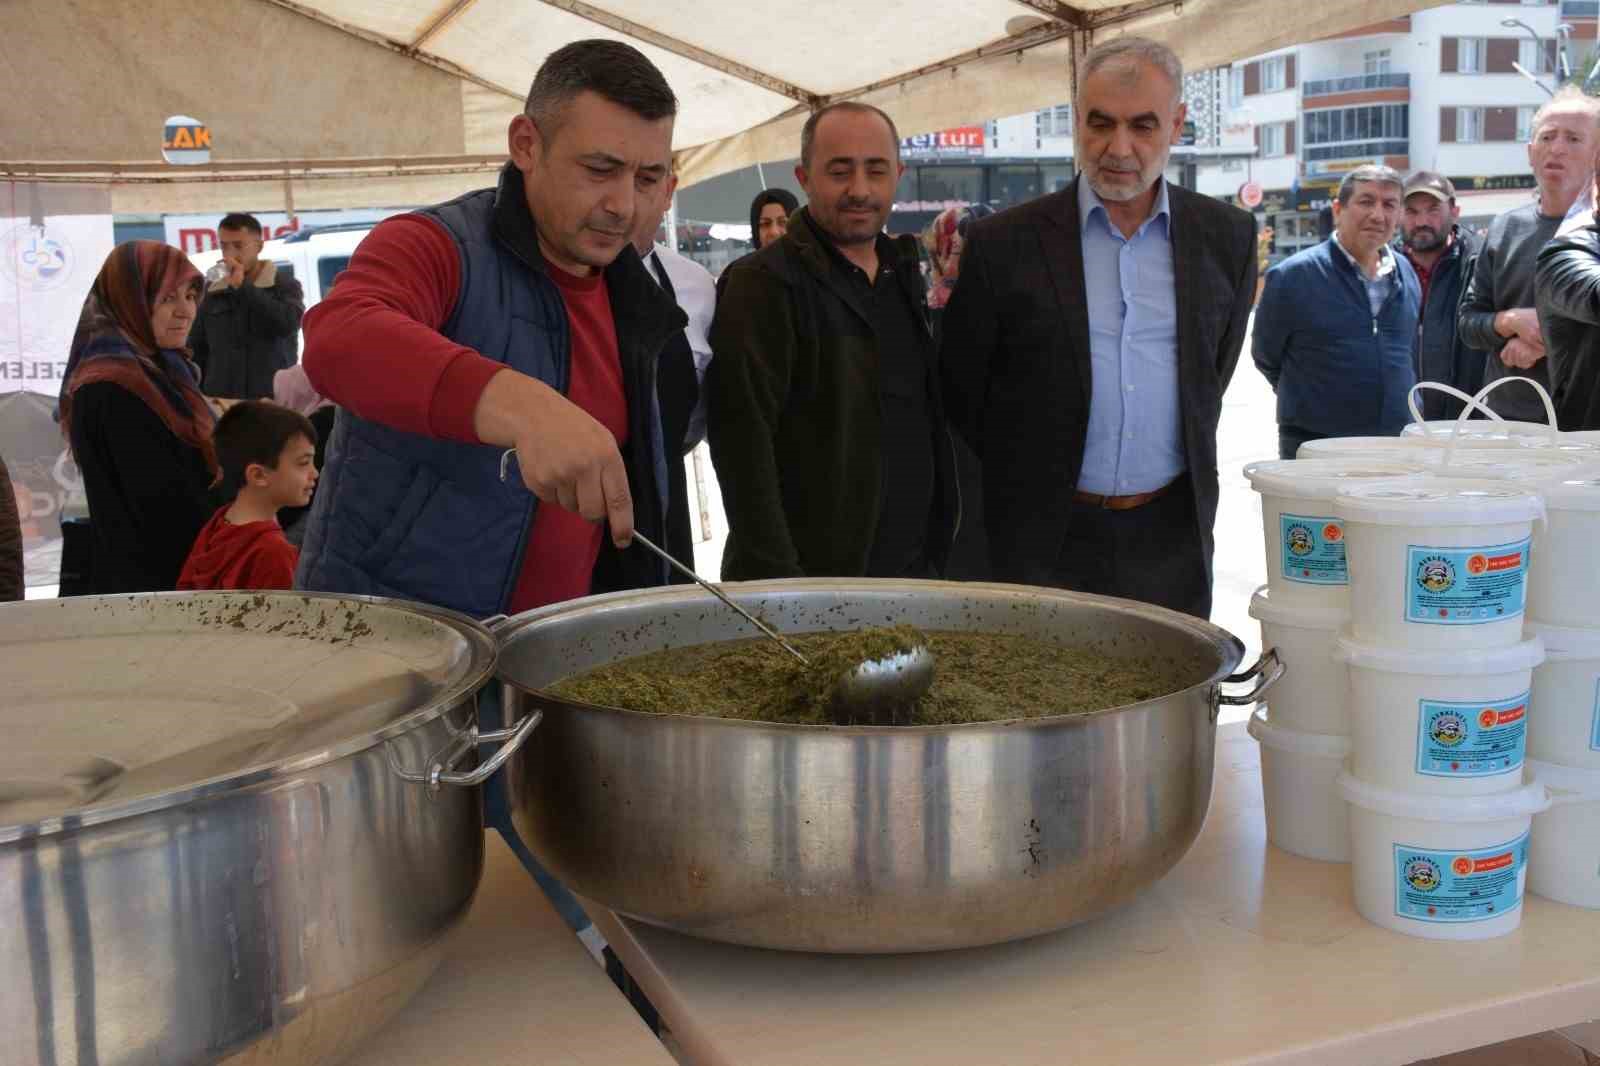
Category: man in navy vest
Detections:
[{"x1": 295, "y1": 40, "x2": 686, "y2": 618}]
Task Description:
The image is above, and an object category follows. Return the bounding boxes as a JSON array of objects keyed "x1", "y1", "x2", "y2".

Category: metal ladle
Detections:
[{"x1": 628, "y1": 531, "x2": 934, "y2": 723}]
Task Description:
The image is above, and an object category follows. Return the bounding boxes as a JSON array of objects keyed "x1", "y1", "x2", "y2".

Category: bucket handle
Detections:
[
  {"x1": 1216, "y1": 648, "x2": 1284, "y2": 711},
  {"x1": 1436, "y1": 378, "x2": 1560, "y2": 470},
  {"x1": 1407, "y1": 381, "x2": 1503, "y2": 430},
  {"x1": 387, "y1": 708, "x2": 543, "y2": 793}
]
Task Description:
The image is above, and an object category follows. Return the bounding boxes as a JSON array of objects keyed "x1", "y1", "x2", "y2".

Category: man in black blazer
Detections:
[{"x1": 940, "y1": 37, "x2": 1257, "y2": 618}]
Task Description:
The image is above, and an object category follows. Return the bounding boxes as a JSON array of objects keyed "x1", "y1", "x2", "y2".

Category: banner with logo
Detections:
[{"x1": 0, "y1": 181, "x2": 113, "y2": 584}]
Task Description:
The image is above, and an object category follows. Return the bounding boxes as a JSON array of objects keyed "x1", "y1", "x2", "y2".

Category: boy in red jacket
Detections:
[{"x1": 178, "y1": 400, "x2": 318, "y2": 590}]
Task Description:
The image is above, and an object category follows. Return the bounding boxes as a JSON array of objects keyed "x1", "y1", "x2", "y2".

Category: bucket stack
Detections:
[
  {"x1": 1524, "y1": 476, "x2": 1600, "y2": 909},
  {"x1": 1242, "y1": 458, "x2": 1428, "y2": 862}
]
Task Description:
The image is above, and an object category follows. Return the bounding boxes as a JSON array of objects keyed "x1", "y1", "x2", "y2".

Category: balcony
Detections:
[
  {"x1": 1303, "y1": 73, "x2": 1411, "y2": 98},
  {"x1": 1562, "y1": 1, "x2": 1598, "y2": 18},
  {"x1": 1304, "y1": 139, "x2": 1411, "y2": 164}
]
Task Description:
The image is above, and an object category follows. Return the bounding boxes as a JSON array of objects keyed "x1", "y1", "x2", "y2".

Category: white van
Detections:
[{"x1": 188, "y1": 222, "x2": 375, "y2": 312}]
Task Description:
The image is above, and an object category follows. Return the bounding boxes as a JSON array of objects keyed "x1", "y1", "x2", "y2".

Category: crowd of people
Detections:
[
  {"x1": 1255, "y1": 86, "x2": 1600, "y2": 455},
  {"x1": 25, "y1": 33, "x2": 1600, "y2": 629}
]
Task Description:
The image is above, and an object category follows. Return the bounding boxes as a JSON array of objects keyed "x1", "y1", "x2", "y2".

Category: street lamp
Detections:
[{"x1": 1502, "y1": 17, "x2": 1557, "y2": 94}]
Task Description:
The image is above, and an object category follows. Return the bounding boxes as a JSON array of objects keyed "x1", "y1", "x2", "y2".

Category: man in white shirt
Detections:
[{"x1": 629, "y1": 168, "x2": 716, "y2": 567}]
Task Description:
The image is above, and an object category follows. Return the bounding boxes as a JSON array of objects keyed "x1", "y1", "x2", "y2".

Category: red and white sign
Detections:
[
  {"x1": 901, "y1": 126, "x2": 986, "y2": 157},
  {"x1": 1238, "y1": 181, "x2": 1264, "y2": 209}
]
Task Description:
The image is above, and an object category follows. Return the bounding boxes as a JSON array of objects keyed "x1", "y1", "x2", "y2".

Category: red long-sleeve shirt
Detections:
[{"x1": 301, "y1": 214, "x2": 628, "y2": 613}]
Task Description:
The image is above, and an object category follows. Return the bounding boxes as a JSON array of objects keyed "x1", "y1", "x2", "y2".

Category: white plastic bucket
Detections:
[
  {"x1": 1528, "y1": 478, "x2": 1600, "y2": 628},
  {"x1": 1430, "y1": 451, "x2": 1590, "y2": 483},
  {"x1": 1337, "y1": 634, "x2": 1543, "y2": 795},
  {"x1": 1248, "y1": 708, "x2": 1351, "y2": 862},
  {"x1": 1248, "y1": 586, "x2": 1349, "y2": 734},
  {"x1": 1296, "y1": 437, "x2": 1433, "y2": 461},
  {"x1": 1336, "y1": 480, "x2": 1544, "y2": 650},
  {"x1": 1338, "y1": 771, "x2": 1549, "y2": 940},
  {"x1": 1244, "y1": 459, "x2": 1429, "y2": 608},
  {"x1": 1527, "y1": 621, "x2": 1600, "y2": 769},
  {"x1": 1526, "y1": 760, "x2": 1600, "y2": 909}
]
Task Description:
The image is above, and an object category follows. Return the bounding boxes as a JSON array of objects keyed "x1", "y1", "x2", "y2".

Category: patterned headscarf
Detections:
[{"x1": 59, "y1": 241, "x2": 217, "y2": 477}]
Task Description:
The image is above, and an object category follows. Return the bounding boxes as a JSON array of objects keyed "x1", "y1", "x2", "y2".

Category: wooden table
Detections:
[
  {"x1": 595, "y1": 723, "x2": 1600, "y2": 1066},
  {"x1": 346, "y1": 831, "x2": 674, "y2": 1066}
]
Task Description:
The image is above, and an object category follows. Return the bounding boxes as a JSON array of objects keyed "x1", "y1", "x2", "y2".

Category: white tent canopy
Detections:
[{"x1": 4, "y1": 0, "x2": 1445, "y2": 212}]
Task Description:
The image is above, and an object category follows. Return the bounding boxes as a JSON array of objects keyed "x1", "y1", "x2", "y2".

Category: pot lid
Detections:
[
  {"x1": 1334, "y1": 479, "x2": 1544, "y2": 527},
  {"x1": 1243, "y1": 458, "x2": 1430, "y2": 500},
  {"x1": 0, "y1": 592, "x2": 497, "y2": 840}
]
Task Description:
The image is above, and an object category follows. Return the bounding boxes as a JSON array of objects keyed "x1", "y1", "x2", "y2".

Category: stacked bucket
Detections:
[
  {"x1": 1242, "y1": 457, "x2": 1430, "y2": 863},
  {"x1": 1332, "y1": 478, "x2": 1549, "y2": 940}
]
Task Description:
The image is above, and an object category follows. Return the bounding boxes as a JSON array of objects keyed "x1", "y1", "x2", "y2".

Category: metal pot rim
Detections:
[
  {"x1": 495, "y1": 578, "x2": 1247, "y2": 734},
  {"x1": 1, "y1": 591, "x2": 499, "y2": 843}
]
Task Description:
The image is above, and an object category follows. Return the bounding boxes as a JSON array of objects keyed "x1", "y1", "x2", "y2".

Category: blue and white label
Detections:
[
  {"x1": 1394, "y1": 833, "x2": 1528, "y2": 923},
  {"x1": 1280, "y1": 513, "x2": 1347, "y2": 585},
  {"x1": 1416, "y1": 693, "x2": 1528, "y2": 778},
  {"x1": 1591, "y1": 678, "x2": 1600, "y2": 754},
  {"x1": 1405, "y1": 537, "x2": 1530, "y2": 626}
]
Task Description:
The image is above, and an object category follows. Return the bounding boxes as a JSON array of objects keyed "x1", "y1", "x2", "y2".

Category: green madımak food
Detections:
[{"x1": 549, "y1": 626, "x2": 1181, "y2": 726}]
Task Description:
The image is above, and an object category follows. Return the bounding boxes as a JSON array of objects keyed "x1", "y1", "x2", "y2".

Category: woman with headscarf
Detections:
[
  {"x1": 59, "y1": 241, "x2": 223, "y2": 593},
  {"x1": 749, "y1": 188, "x2": 800, "y2": 251}
]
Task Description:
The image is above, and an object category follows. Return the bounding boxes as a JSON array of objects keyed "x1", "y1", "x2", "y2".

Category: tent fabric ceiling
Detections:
[{"x1": 3, "y1": 0, "x2": 1445, "y2": 212}]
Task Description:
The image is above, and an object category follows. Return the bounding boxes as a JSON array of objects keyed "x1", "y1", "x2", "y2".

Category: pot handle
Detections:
[
  {"x1": 387, "y1": 709, "x2": 543, "y2": 793},
  {"x1": 1216, "y1": 648, "x2": 1284, "y2": 707}
]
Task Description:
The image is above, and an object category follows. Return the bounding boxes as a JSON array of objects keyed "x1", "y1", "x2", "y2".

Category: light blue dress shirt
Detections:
[{"x1": 1075, "y1": 177, "x2": 1186, "y2": 497}]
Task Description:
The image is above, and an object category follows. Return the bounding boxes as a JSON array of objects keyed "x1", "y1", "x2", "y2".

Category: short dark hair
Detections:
[
  {"x1": 800, "y1": 102, "x2": 901, "y2": 170},
  {"x1": 524, "y1": 40, "x2": 677, "y2": 140},
  {"x1": 1336, "y1": 164, "x2": 1404, "y2": 206},
  {"x1": 217, "y1": 213, "x2": 263, "y2": 236},
  {"x1": 213, "y1": 400, "x2": 317, "y2": 492}
]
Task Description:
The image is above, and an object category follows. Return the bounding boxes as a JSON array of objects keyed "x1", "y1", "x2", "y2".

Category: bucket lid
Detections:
[
  {"x1": 1402, "y1": 420, "x2": 1556, "y2": 440},
  {"x1": 1538, "y1": 476, "x2": 1600, "y2": 512},
  {"x1": 1432, "y1": 452, "x2": 1589, "y2": 482},
  {"x1": 1336, "y1": 632, "x2": 1545, "y2": 675},
  {"x1": 1335, "y1": 479, "x2": 1544, "y2": 526},
  {"x1": 1526, "y1": 759, "x2": 1600, "y2": 799},
  {"x1": 1526, "y1": 620, "x2": 1600, "y2": 660},
  {"x1": 1248, "y1": 585, "x2": 1347, "y2": 630},
  {"x1": 1337, "y1": 770, "x2": 1551, "y2": 821},
  {"x1": 1244, "y1": 458, "x2": 1431, "y2": 500},
  {"x1": 1297, "y1": 436, "x2": 1431, "y2": 460},
  {"x1": 1248, "y1": 707, "x2": 1350, "y2": 757}
]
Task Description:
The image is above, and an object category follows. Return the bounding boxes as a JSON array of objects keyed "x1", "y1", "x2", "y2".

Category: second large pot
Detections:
[{"x1": 497, "y1": 580, "x2": 1275, "y2": 953}]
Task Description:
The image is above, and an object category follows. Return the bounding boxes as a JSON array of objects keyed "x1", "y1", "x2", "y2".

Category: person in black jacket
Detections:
[
  {"x1": 708, "y1": 102, "x2": 957, "y2": 581},
  {"x1": 1399, "y1": 172, "x2": 1483, "y2": 419},
  {"x1": 1535, "y1": 206, "x2": 1600, "y2": 430},
  {"x1": 58, "y1": 241, "x2": 222, "y2": 593},
  {"x1": 0, "y1": 455, "x2": 22, "y2": 601},
  {"x1": 941, "y1": 37, "x2": 1255, "y2": 617},
  {"x1": 191, "y1": 213, "x2": 305, "y2": 399}
]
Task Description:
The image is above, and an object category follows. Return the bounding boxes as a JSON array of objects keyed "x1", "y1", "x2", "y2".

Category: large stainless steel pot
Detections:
[
  {"x1": 497, "y1": 579, "x2": 1279, "y2": 954},
  {"x1": 0, "y1": 592, "x2": 537, "y2": 1066}
]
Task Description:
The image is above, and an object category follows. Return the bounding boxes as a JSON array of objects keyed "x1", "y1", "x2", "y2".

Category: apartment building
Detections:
[{"x1": 1202, "y1": 0, "x2": 1596, "y2": 261}]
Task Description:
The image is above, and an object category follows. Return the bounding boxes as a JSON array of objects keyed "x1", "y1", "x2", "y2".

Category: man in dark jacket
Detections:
[
  {"x1": 1459, "y1": 88, "x2": 1600, "y2": 420},
  {"x1": 1536, "y1": 207, "x2": 1600, "y2": 430},
  {"x1": 191, "y1": 213, "x2": 305, "y2": 399},
  {"x1": 707, "y1": 101, "x2": 957, "y2": 581},
  {"x1": 1400, "y1": 172, "x2": 1483, "y2": 419},
  {"x1": 1255, "y1": 165, "x2": 1421, "y2": 457},
  {"x1": 941, "y1": 37, "x2": 1255, "y2": 618}
]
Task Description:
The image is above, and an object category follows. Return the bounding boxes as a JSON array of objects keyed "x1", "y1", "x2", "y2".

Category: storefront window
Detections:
[
  {"x1": 1041, "y1": 164, "x2": 1074, "y2": 194},
  {"x1": 991, "y1": 165, "x2": 1042, "y2": 209},
  {"x1": 918, "y1": 166, "x2": 983, "y2": 206}
]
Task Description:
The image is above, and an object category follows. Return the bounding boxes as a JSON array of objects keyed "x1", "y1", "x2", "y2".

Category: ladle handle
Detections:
[{"x1": 629, "y1": 531, "x2": 809, "y2": 665}]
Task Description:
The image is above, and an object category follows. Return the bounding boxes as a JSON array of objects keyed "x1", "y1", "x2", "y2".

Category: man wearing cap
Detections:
[{"x1": 1400, "y1": 172, "x2": 1483, "y2": 420}]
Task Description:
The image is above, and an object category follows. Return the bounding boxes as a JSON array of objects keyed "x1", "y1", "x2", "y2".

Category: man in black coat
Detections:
[
  {"x1": 191, "y1": 212, "x2": 305, "y2": 399},
  {"x1": 1399, "y1": 172, "x2": 1483, "y2": 419},
  {"x1": 940, "y1": 37, "x2": 1257, "y2": 618}
]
